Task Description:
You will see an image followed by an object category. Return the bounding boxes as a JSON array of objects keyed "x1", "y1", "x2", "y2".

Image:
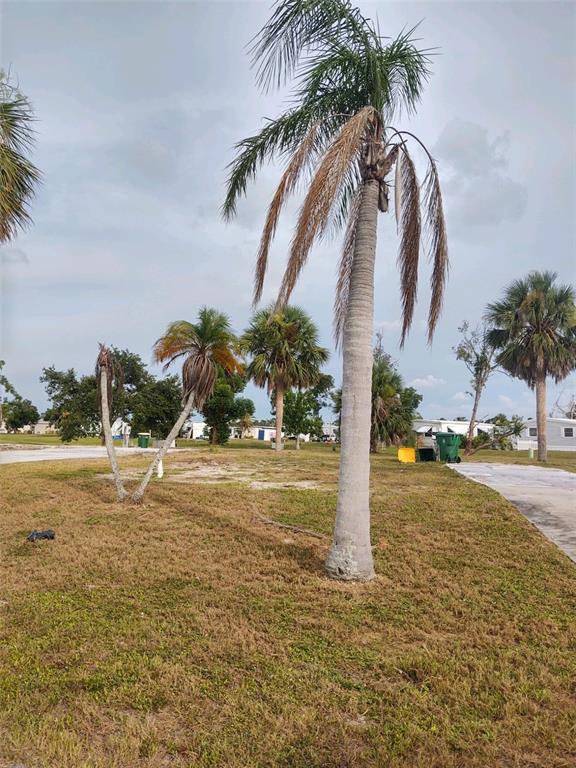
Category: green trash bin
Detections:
[
  {"x1": 137, "y1": 433, "x2": 150, "y2": 448},
  {"x1": 435, "y1": 433, "x2": 461, "y2": 463}
]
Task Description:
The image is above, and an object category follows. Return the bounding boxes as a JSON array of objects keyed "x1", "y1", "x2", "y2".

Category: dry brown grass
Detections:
[{"x1": 0, "y1": 446, "x2": 575, "y2": 768}]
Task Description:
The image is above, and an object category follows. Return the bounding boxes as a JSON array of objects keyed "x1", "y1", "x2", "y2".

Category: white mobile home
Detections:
[
  {"x1": 412, "y1": 419, "x2": 495, "y2": 438},
  {"x1": 515, "y1": 417, "x2": 576, "y2": 452}
]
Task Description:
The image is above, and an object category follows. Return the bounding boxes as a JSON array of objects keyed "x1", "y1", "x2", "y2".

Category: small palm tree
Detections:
[
  {"x1": 132, "y1": 308, "x2": 241, "y2": 501},
  {"x1": 96, "y1": 345, "x2": 127, "y2": 501},
  {"x1": 0, "y1": 73, "x2": 40, "y2": 242},
  {"x1": 241, "y1": 306, "x2": 328, "y2": 451},
  {"x1": 486, "y1": 271, "x2": 576, "y2": 462},
  {"x1": 224, "y1": 1, "x2": 447, "y2": 580}
]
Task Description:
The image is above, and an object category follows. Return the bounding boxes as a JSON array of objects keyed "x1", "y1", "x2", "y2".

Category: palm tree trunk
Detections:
[
  {"x1": 296, "y1": 434, "x2": 300, "y2": 450},
  {"x1": 99, "y1": 368, "x2": 127, "y2": 501},
  {"x1": 536, "y1": 374, "x2": 547, "y2": 462},
  {"x1": 275, "y1": 383, "x2": 284, "y2": 451},
  {"x1": 132, "y1": 391, "x2": 195, "y2": 502},
  {"x1": 326, "y1": 179, "x2": 378, "y2": 581},
  {"x1": 465, "y1": 386, "x2": 482, "y2": 454}
]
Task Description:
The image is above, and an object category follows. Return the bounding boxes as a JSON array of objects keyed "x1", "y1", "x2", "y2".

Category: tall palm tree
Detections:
[
  {"x1": 132, "y1": 307, "x2": 241, "y2": 501},
  {"x1": 0, "y1": 72, "x2": 40, "y2": 242},
  {"x1": 241, "y1": 305, "x2": 328, "y2": 451},
  {"x1": 486, "y1": 272, "x2": 576, "y2": 462},
  {"x1": 96, "y1": 345, "x2": 127, "y2": 501},
  {"x1": 223, "y1": 1, "x2": 448, "y2": 580}
]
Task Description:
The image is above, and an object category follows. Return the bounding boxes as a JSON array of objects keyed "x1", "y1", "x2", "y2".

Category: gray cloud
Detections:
[{"x1": 434, "y1": 119, "x2": 527, "y2": 233}]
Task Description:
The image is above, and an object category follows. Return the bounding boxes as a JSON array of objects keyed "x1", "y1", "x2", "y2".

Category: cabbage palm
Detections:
[
  {"x1": 486, "y1": 272, "x2": 576, "y2": 462},
  {"x1": 0, "y1": 73, "x2": 40, "y2": 242},
  {"x1": 224, "y1": 0, "x2": 448, "y2": 580},
  {"x1": 241, "y1": 306, "x2": 328, "y2": 451},
  {"x1": 132, "y1": 308, "x2": 241, "y2": 501}
]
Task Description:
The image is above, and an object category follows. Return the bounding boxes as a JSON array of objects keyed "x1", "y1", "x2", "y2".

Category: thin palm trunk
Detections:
[
  {"x1": 275, "y1": 383, "x2": 284, "y2": 451},
  {"x1": 535, "y1": 374, "x2": 547, "y2": 462},
  {"x1": 296, "y1": 434, "x2": 301, "y2": 450},
  {"x1": 100, "y1": 368, "x2": 127, "y2": 501},
  {"x1": 132, "y1": 391, "x2": 195, "y2": 502},
  {"x1": 465, "y1": 386, "x2": 483, "y2": 454},
  {"x1": 326, "y1": 179, "x2": 378, "y2": 581}
]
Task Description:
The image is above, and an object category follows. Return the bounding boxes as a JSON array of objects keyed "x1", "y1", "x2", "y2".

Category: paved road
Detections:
[
  {"x1": 453, "y1": 463, "x2": 576, "y2": 563},
  {"x1": 0, "y1": 446, "x2": 160, "y2": 465}
]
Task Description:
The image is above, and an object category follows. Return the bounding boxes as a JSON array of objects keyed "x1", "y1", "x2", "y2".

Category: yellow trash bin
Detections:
[{"x1": 397, "y1": 447, "x2": 416, "y2": 463}]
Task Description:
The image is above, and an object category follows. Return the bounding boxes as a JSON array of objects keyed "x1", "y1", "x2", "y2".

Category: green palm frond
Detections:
[
  {"x1": 242, "y1": 305, "x2": 328, "y2": 392},
  {"x1": 0, "y1": 75, "x2": 41, "y2": 242}
]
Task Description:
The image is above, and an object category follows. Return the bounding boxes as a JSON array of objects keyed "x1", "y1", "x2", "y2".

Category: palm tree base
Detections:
[{"x1": 325, "y1": 542, "x2": 375, "y2": 582}]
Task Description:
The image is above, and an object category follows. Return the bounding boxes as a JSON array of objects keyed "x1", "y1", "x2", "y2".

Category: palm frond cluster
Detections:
[
  {"x1": 0, "y1": 73, "x2": 40, "y2": 242},
  {"x1": 224, "y1": 0, "x2": 448, "y2": 348},
  {"x1": 152, "y1": 308, "x2": 241, "y2": 409},
  {"x1": 486, "y1": 271, "x2": 576, "y2": 387},
  {"x1": 241, "y1": 305, "x2": 329, "y2": 393}
]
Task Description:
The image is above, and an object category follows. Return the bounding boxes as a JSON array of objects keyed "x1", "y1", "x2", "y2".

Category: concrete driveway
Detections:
[
  {"x1": 453, "y1": 463, "x2": 576, "y2": 563},
  {"x1": 0, "y1": 446, "x2": 160, "y2": 465}
]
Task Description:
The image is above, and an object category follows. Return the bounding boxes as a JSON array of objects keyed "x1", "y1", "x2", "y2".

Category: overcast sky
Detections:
[{"x1": 1, "y1": 0, "x2": 575, "y2": 421}]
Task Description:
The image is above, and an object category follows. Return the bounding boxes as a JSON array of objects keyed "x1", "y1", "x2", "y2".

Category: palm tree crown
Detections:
[
  {"x1": 241, "y1": 305, "x2": 328, "y2": 392},
  {"x1": 486, "y1": 271, "x2": 576, "y2": 387},
  {"x1": 223, "y1": 0, "x2": 447, "y2": 344},
  {"x1": 153, "y1": 307, "x2": 241, "y2": 410},
  {"x1": 0, "y1": 73, "x2": 41, "y2": 242}
]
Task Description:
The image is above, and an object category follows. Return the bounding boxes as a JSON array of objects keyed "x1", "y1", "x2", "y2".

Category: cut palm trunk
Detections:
[
  {"x1": 132, "y1": 390, "x2": 195, "y2": 502},
  {"x1": 325, "y1": 180, "x2": 379, "y2": 581},
  {"x1": 99, "y1": 367, "x2": 127, "y2": 502}
]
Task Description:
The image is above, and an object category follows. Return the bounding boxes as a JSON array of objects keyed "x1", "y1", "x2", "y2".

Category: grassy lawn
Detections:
[
  {"x1": 0, "y1": 434, "x2": 101, "y2": 446},
  {"x1": 461, "y1": 449, "x2": 576, "y2": 473},
  {"x1": 0, "y1": 447, "x2": 575, "y2": 768}
]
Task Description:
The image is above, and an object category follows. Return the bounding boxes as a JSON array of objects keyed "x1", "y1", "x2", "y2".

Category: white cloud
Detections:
[
  {"x1": 498, "y1": 395, "x2": 515, "y2": 408},
  {"x1": 452, "y1": 391, "x2": 469, "y2": 402},
  {"x1": 409, "y1": 375, "x2": 447, "y2": 389}
]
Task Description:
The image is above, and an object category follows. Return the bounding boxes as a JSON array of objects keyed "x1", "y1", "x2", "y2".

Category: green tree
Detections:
[
  {"x1": 282, "y1": 373, "x2": 334, "y2": 448},
  {"x1": 41, "y1": 367, "x2": 100, "y2": 441},
  {"x1": 41, "y1": 350, "x2": 181, "y2": 443},
  {"x1": 4, "y1": 397, "x2": 39, "y2": 431},
  {"x1": 453, "y1": 322, "x2": 499, "y2": 453},
  {"x1": 133, "y1": 308, "x2": 241, "y2": 501},
  {"x1": 242, "y1": 306, "x2": 328, "y2": 452},
  {"x1": 234, "y1": 397, "x2": 256, "y2": 438},
  {"x1": 130, "y1": 376, "x2": 182, "y2": 438},
  {"x1": 334, "y1": 348, "x2": 421, "y2": 452},
  {"x1": 224, "y1": 0, "x2": 448, "y2": 581},
  {"x1": 0, "y1": 72, "x2": 41, "y2": 242},
  {"x1": 486, "y1": 271, "x2": 576, "y2": 462},
  {"x1": 0, "y1": 359, "x2": 18, "y2": 430},
  {"x1": 202, "y1": 374, "x2": 251, "y2": 445},
  {"x1": 466, "y1": 414, "x2": 525, "y2": 455}
]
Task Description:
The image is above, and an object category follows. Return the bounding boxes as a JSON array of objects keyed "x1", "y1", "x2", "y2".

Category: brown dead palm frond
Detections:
[
  {"x1": 333, "y1": 185, "x2": 361, "y2": 346},
  {"x1": 276, "y1": 106, "x2": 377, "y2": 308},
  {"x1": 423, "y1": 159, "x2": 448, "y2": 342},
  {"x1": 253, "y1": 122, "x2": 319, "y2": 306},
  {"x1": 182, "y1": 353, "x2": 217, "y2": 410},
  {"x1": 397, "y1": 147, "x2": 421, "y2": 346},
  {"x1": 394, "y1": 148, "x2": 402, "y2": 231}
]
